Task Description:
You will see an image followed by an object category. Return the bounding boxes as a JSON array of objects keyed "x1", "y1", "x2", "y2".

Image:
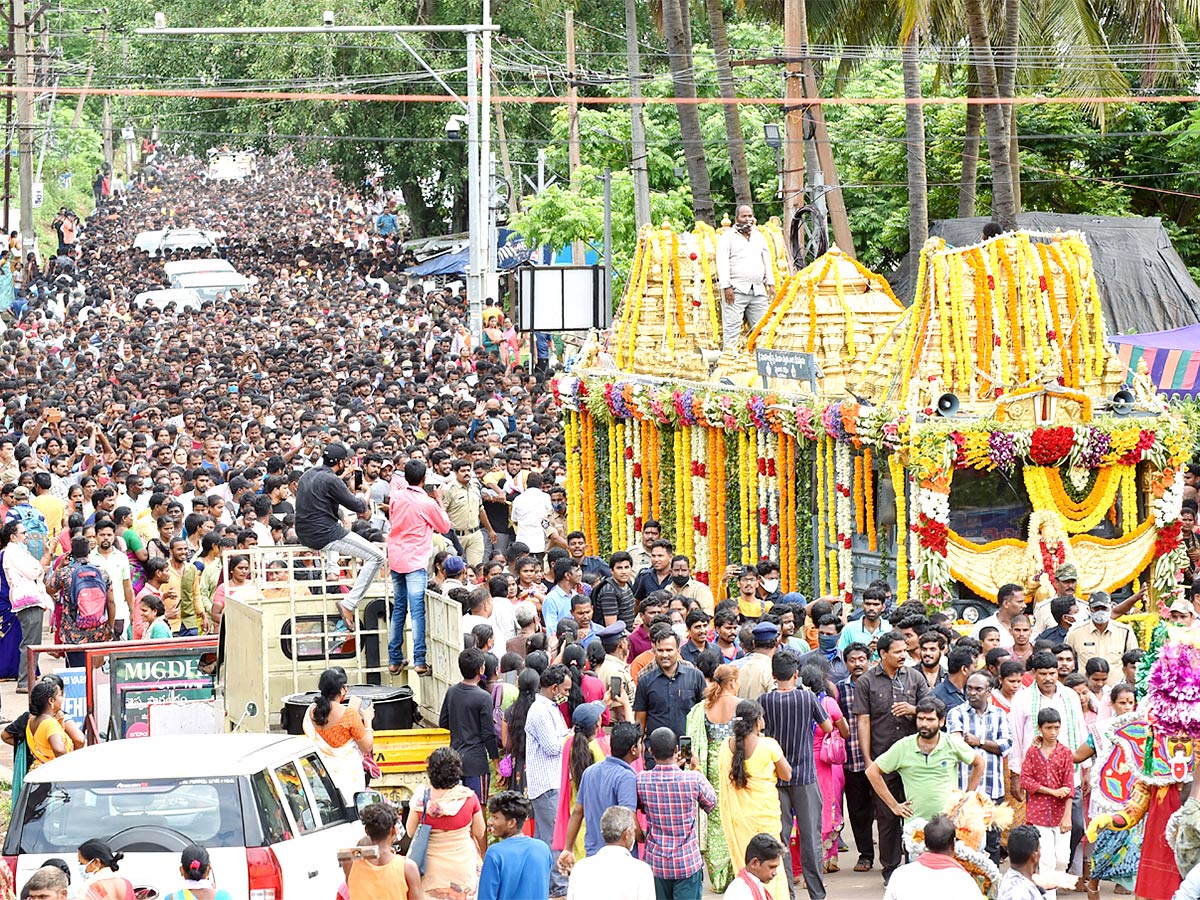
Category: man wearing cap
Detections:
[
  {"x1": 595, "y1": 622, "x2": 635, "y2": 714},
  {"x1": 441, "y1": 459, "x2": 495, "y2": 568},
  {"x1": 1032, "y1": 563, "x2": 1080, "y2": 634},
  {"x1": 294, "y1": 441, "x2": 386, "y2": 630},
  {"x1": 737, "y1": 622, "x2": 779, "y2": 700},
  {"x1": 1168, "y1": 595, "x2": 1195, "y2": 627},
  {"x1": 1065, "y1": 591, "x2": 1136, "y2": 687}
]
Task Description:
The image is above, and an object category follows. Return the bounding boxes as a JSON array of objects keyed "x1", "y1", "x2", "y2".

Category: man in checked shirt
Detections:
[{"x1": 947, "y1": 670, "x2": 1013, "y2": 865}]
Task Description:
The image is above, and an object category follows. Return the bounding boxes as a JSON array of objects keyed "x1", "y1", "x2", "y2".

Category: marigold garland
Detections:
[
  {"x1": 671, "y1": 229, "x2": 686, "y2": 337},
  {"x1": 1024, "y1": 465, "x2": 1128, "y2": 534},
  {"x1": 889, "y1": 452, "x2": 909, "y2": 602},
  {"x1": 934, "y1": 253, "x2": 953, "y2": 385},
  {"x1": 865, "y1": 447, "x2": 877, "y2": 551},
  {"x1": 854, "y1": 455, "x2": 865, "y2": 534},
  {"x1": 834, "y1": 259, "x2": 857, "y2": 359}
]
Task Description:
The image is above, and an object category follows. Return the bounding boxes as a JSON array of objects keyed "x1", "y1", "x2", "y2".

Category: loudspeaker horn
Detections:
[
  {"x1": 1111, "y1": 389, "x2": 1135, "y2": 417},
  {"x1": 936, "y1": 393, "x2": 960, "y2": 417}
]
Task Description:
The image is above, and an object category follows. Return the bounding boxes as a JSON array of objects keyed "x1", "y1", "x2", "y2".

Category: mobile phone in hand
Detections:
[
  {"x1": 678, "y1": 735, "x2": 692, "y2": 756},
  {"x1": 610, "y1": 676, "x2": 622, "y2": 698}
]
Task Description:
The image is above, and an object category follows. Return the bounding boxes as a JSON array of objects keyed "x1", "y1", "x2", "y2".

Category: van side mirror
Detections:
[{"x1": 354, "y1": 790, "x2": 385, "y2": 816}]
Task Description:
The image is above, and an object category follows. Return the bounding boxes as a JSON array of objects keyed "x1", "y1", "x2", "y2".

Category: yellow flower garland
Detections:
[
  {"x1": 618, "y1": 231, "x2": 648, "y2": 368},
  {"x1": 889, "y1": 452, "x2": 908, "y2": 602},
  {"x1": 949, "y1": 253, "x2": 969, "y2": 388},
  {"x1": 1023, "y1": 465, "x2": 1128, "y2": 534},
  {"x1": 747, "y1": 426, "x2": 759, "y2": 561},
  {"x1": 865, "y1": 448, "x2": 877, "y2": 552},
  {"x1": 934, "y1": 253, "x2": 953, "y2": 385},
  {"x1": 834, "y1": 259, "x2": 857, "y2": 359},
  {"x1": 695, "y1": 226, "x2": 721, "y2": 344},
  {"x1": 671, "y1": 230, "x2": 686, "y2": 337},
  {"x1": 854, "y1": 455, "x2": 865, "y2": 534}
]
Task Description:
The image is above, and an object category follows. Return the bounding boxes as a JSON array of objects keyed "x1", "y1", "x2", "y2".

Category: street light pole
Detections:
[{"x1": 466, "y1": 32, "x2": 482, "y2": 337}]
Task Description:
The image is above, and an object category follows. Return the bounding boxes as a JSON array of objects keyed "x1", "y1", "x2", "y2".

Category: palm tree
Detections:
[
  {"x1": 706, "y1": 0, "x2": 753, "y2": 206},
  {"x1": 662, "y1": 0, "x2": 716, "y2": 224},
  {"x1": 963, "y1": 0, "x2": 1016, "y2": 228}
]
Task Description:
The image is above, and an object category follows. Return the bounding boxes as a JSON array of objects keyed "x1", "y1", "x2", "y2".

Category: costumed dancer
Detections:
[{"x1": 1087, "y1": 638, "x2": 1200, "y2": 900}]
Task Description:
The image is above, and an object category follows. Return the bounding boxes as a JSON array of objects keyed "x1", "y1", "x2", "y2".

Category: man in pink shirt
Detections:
[{"x1": 388, "y1": 458, "x2": 451, "y2": 676}]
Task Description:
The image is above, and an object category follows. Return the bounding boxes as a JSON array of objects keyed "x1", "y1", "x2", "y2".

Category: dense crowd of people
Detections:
[{"x1": 1, "y1": 151, "x2": 1197, "y2": 900}]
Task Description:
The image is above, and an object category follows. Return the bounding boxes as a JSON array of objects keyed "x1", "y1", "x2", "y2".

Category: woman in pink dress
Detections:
[{"x1": 801, "y1": 665, "x2": 849, "y2": 872}]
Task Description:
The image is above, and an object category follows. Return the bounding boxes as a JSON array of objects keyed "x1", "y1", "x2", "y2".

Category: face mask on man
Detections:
[
  {"x1": 1091, "y1": 609, "x2": 1110, "y2": 626},
  {"x1": 761, "y1": 578, "x2": 779, "y2": 594},
  {"x1": 671, "y1": 575, "x2": 690, "y2": 587},
  {"x1": 819, "y1": 634, "x2": 839, "y2": 653},
  {"x1": 552, "y1": 502, "x2": 566, "y2": 514},
  {"x1": 735, "y1": 221, "x2": 752, "y2": 234}
]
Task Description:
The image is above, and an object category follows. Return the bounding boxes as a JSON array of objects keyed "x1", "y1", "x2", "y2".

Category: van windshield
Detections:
[{"x1": 17, "y1": 778, "x2": 245, "y2": 852}]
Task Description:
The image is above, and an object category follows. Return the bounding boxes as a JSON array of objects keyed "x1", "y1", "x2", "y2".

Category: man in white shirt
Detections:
[
  {"x1": 567, "y1": 806, "x2": 653, "y2": 900},
  {"x1": 970, "y1": 581, "x2": 1027, "y2": 650},
  {"x1": 882, "y1": 815, "x2": 984, "y2": 899},
  {"x1": 715, "y1": 205, "x2": 775, "y2": 349},
  {"x1": 510, "y1": 471, "x2": 552, "y2": 555},
  {"x1": 722, "y1": 832, "x2": 786, "y2": 900}
]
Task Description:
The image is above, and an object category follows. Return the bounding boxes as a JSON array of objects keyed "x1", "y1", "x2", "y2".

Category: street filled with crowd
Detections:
[{"x1": 1, "y1": 154, "x2": 1197, "y2": 900}]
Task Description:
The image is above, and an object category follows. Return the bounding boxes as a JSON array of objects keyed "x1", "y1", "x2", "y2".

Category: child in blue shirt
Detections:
[{"x1": 478, "y1": 791, "x2": 551, "y2": 900}]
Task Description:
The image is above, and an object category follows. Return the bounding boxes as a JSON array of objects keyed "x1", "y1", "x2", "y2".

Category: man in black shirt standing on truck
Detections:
[{"x1": 294, "y1": 442, "x2": 386, "y2": 629}]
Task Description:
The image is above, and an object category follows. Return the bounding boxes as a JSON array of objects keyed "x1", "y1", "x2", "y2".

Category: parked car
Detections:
[{"x1": 3, "y1": 733, "x2": 366, "y2": 899}]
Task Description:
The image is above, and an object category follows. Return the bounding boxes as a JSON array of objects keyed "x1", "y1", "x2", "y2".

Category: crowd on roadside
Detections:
[{"x1": 1, "y1": 147, "x2": 1197, "y2": 900}]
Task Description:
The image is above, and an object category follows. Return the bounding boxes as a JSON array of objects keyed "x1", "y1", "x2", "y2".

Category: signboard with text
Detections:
[
  {"x1": 109, "y1": 646, "x2": 215, "y2": 739},
  {"x1": 59, "y1": 667, "x2": 88, "y2": 731},
  {"x1": 755, "y1": 349, "x2": 822, "y2": 391}
]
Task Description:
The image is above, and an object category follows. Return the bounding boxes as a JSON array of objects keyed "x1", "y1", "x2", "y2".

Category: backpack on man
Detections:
[{"x1": 69, "y1": 563, "x2": 108, "y2": 629}]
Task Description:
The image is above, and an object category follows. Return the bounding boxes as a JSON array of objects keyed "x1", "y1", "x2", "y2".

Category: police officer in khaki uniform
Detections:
[{"x1": 442, "y1": 459, "x2": 495, "y2": 567}]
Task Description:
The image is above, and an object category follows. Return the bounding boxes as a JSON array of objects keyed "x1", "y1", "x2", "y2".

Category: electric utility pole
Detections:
[{"x1": 14, "y1": 0, "x2": 32, "y2": 245}]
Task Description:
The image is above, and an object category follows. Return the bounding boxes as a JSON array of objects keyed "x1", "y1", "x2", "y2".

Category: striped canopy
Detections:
[{"x1": 1109, "y1": 325, "x2": 1200, "y2": 398}]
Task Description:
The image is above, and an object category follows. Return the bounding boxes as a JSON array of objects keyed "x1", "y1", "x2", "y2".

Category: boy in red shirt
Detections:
[{"x1": 1020, "y1": 708, "x2": 1074, "y2": 900}]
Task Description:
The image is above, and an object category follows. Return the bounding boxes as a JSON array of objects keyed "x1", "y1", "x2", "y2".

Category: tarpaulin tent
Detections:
[
  {"x1": 1110, "y1": 325, "x2": 1200, "y2": 398},
  {"x1": 401, "y1": 229, "x2": 533, "y2": 278}
]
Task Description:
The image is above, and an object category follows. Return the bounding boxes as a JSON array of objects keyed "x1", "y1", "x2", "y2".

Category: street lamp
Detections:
[{"x1": 763, "y1": 123, "x2": 783, "y2": 199}]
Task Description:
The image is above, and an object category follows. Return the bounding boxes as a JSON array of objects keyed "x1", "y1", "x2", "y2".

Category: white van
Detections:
[
  {"x1": 162, "y1": 258, "x2": 237, "y2": 281},
  {"x1": 133, "y1": 288, "x2": 204, "y2": 312},
  {"x1": 4, "y1": 733, "x2": 366, "y2": 899},
  {"x1": 132, "y1": 229, "x2": 222, "y2": 256},
  {"x1": 171, "y1": 270, "x2": 256, "y2": 302}
]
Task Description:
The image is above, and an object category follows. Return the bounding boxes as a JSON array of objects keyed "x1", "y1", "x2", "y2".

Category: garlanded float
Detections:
[
  {"x1": 559, "y1": 223, "x2": 904, "y2": 597},
  {"x1": 847, "y1": 231, "x2": 1191, "y2": 623},
  {"x1": 558, "y1": 224, "x2": 1192, "y2": 623}
]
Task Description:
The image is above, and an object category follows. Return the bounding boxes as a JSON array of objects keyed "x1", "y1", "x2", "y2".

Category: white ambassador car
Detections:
[{"x1": 4, "y1": 734, "x2": 366, "y2": 899}]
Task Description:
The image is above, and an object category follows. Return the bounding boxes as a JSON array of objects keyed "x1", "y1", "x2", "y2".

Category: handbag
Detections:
[
  {"x1": 819, "y1": 731, "x2": 847, "y2": 767},
  {"x1": 407, "y1": 788, "x2": 432, "y2": 875}
]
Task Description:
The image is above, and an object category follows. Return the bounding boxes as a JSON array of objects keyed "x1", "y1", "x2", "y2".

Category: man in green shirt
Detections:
[{"x1": 865, "y1": 696, "x2": 984, "y2": 823}]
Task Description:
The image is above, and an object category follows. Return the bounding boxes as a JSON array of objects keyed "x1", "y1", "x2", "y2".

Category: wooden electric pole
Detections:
[
  {"x1": 565, "y1": 10, "x2": 583, "y2": 264},
  {"x1": 624, "y1": 0, "x2": 650, "y2": 228}
]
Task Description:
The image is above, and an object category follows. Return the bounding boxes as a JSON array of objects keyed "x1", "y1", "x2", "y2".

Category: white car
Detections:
[
  {"x1": 133, "y1": 288, "x2": 204, "y2": 312},
  {"x1": 170, "y1": 270, "x2": 256, "y2": 303},
  {"x1": 3, "y1": 733, "x2": 367, "y2": 899},
  {"x1": 162, "y1": 258, "x2": 237, "y2": 281},
  {"x1": 132, "y1": 229, "x2": 224, "y2": 257}
]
